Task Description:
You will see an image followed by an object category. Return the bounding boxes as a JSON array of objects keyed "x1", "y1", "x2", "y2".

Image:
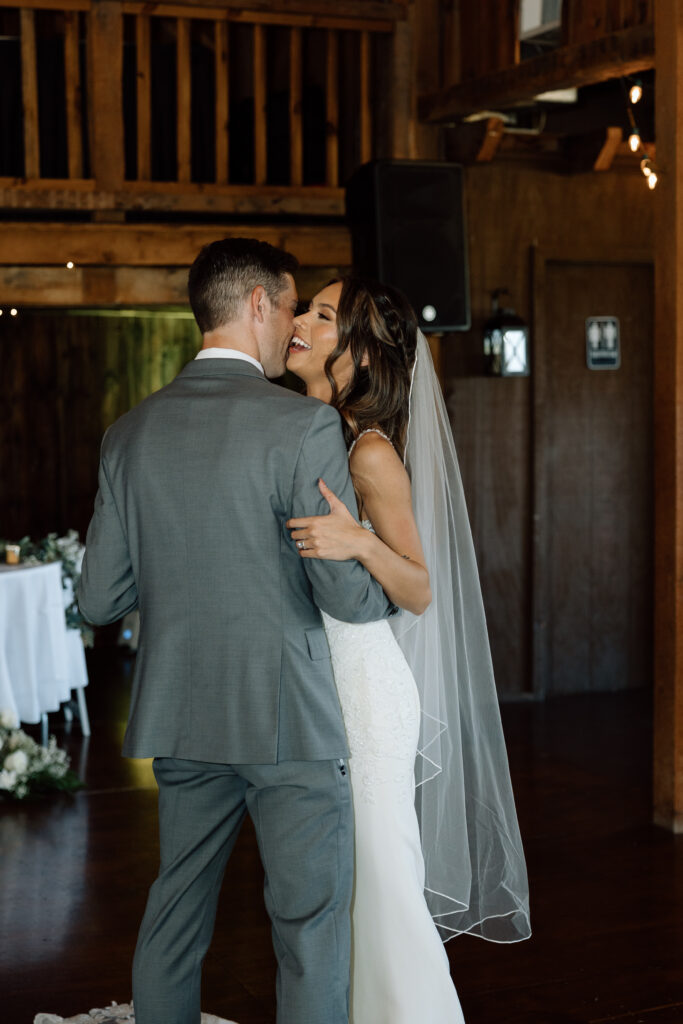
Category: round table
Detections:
[{"x1": 0, "y1": 561, "x2": 89, "y2": 738}]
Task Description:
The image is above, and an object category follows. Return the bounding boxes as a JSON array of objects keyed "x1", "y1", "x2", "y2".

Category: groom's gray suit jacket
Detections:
[{"x1": 78, "y1": 357, "x2": 394, "y2": 764}]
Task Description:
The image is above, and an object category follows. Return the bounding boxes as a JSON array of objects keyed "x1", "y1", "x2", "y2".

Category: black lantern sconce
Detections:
[{"x1": 483, "y1": 289, "x2": 530, "y2": 377}]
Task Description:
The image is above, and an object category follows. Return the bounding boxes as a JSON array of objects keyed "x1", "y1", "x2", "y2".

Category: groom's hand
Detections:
[{"x1": 287, "y1": 480, "x2": 366, "y2": 561}]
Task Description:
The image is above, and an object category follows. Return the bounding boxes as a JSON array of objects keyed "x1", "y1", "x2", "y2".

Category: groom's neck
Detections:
[{"x1": 201, "y1": 323, "x2": 259, "y2": 361}]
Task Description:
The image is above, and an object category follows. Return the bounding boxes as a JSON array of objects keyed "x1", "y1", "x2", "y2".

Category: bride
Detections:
[{"x1": 286, "y1": 277, "x2": 530, "y2": 1023}]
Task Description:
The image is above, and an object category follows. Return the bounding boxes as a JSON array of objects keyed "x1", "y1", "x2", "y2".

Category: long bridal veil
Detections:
[{"x1": 391, "y1": 331, "x2": 531, "y2": 943}]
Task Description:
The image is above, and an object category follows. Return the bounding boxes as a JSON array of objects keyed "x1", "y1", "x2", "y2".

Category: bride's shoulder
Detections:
[{"x1": 348, "y1": 430, "x2": 408, "y2": 487}]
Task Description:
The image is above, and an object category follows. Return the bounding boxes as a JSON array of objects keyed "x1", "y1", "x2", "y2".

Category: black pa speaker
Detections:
[{"x1": 345, "y1": 160, "x2": 470, "y2": 333}]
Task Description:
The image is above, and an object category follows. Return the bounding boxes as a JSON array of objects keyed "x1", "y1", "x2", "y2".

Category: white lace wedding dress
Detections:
[{"x1": 322, "y1": 522, "x2": 466, "y2": 1024}]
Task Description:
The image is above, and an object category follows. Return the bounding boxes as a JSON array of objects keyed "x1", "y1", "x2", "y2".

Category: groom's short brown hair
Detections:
[{"x1": 188, "y1": 237, "x2": 299, "y2": 334}]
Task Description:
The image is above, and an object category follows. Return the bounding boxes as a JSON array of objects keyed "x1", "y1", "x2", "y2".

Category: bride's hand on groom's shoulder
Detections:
[{"x1": 286, "y1": 480, "x2": 366, "y2": 561}]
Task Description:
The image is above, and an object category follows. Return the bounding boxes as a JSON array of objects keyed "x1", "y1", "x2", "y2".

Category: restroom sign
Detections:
[{"x1": 586, "y1": 317, "x2": 620, "y2": 370}]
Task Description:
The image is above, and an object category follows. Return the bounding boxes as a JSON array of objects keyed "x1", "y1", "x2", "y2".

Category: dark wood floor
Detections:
[{"x1": 2, "y1": 651, "x2": 682, "y2": 1024}]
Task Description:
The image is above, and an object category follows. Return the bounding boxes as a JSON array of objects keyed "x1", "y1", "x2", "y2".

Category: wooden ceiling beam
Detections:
[
  {"x1": 0, "y1": 222, "x2": 352, "y2": 268},
  {"x1": 0, "y1": 181, "x2": 346, "y2": 217},
  {"x1": 420, "y1": 24, "x2": 655, "y2": 123}
]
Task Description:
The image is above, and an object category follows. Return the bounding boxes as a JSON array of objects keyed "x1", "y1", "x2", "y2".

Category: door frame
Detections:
[{"x1": 530, "y1": 244, "x2": 654, "y2": 698}]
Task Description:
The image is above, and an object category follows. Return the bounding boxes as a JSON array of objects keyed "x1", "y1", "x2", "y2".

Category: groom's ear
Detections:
[{"x1": 251, "y1": 285, "x2": 267, "y2": 322}]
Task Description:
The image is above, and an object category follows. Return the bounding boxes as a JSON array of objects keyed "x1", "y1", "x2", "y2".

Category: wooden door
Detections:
[{"x1": 535, "y1": 259, "x2": 653, "y2": 695}]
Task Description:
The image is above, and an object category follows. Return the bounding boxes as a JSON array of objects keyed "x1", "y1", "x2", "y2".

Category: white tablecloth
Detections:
[{"x1": 0, "y1": 561, "x2": 88, "y2": 725}]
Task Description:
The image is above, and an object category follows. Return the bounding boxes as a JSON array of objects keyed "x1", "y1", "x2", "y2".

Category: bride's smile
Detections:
[{"x1": 287, "y1": 280, "x2": 357, "y2": 400}]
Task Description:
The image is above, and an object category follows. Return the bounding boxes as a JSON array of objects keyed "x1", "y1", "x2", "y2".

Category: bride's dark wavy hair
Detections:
[{"x1": 324, "y1": 276, "x2": 419, "y2": 460}]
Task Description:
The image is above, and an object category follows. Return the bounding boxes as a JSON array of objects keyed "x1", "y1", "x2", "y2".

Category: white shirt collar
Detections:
[{"x1": 195, "y1": 348, "x2": 264, "y2": 374}]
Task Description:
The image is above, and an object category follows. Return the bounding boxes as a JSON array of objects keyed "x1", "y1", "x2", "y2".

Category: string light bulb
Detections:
[
  {"x1": 66, "y1": 260, "x2": 75, "y2": 270},
  {"x1": 629, "y1": 81, "x2": 643, "y2": 104},
  {"x1": 10, "y1": 308, "x2": 18, "y2": 316},
  {"x1": 647, "y1": 171, "x2": 658, "y2": 190},
  {"x1": 628, "y1": 131, "x2": 640, "y2": 152},
  {"x1": 640, "y1": 157, "x2": 652, "y2": 177}
]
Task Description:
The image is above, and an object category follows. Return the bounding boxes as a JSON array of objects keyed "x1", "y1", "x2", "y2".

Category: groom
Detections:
[{"x1": 78, "y1": 237, "x2": 395, "y2": 1024}]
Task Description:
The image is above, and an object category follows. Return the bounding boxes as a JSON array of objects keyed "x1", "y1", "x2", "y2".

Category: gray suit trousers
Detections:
[{"x1": 132, "y1": 756, "x2": 354, "y2": 1024}]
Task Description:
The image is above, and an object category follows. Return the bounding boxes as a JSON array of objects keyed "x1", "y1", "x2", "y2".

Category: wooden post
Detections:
[
  {"x1": 359, "y1": 30, "x2": 372, "y2": 164},
  {"x1": 64, "y1": 11, "x2": 83, "y2": 179},
  {"x1": 20, "y1": 9, "x2": 40, "y2": 179},
  {"x1": 653, "y1": 0, "x2": 683, "y2": 833},
  {"x1": 176, "y1": 18, "x2": 192, "y2": 184},
  {"x1": 136, "y1": 14, "x2": 151, "y2": 180},
  {"x1": 87, "y1": 1, "x2": 124, "y2": 190},
  {"x1": 289, "y1": 27, "x2": 303, "y2": 186},
  {"x1": 390, "y1": 15, "x2": 414, "y2": 158},
  {"x1": 215, "y1": 20, "x2": 229, "y2": 185},
  {"x1": 253, "y1": 24, "x2": 267, "y2": 185},
  {"x1": 326, "y1": 30, "x2": 339, "y2": 187}
]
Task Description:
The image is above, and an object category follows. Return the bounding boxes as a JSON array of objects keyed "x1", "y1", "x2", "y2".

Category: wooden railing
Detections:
[{"x1": 0, "y1": 0, "x2": 404, "y2": 214}]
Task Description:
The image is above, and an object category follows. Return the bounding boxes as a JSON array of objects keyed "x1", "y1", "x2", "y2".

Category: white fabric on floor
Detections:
[{"x1": 34, "y1": 1006, "x2": 236, "y2": 1024}]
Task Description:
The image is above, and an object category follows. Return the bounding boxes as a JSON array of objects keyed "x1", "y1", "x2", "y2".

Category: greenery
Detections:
[{"x1": 0, "y1": 711, "x2": 83, "y2": 800}]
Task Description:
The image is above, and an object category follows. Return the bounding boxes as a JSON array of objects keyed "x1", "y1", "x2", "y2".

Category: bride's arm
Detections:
[{"x1": 287, "y1": 434, "x2": 431, "y2": 616}]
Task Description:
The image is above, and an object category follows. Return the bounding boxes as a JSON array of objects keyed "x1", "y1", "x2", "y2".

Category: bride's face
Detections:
[{"x1": 287, "y1": 282, "x2": 355, "y2": 397}]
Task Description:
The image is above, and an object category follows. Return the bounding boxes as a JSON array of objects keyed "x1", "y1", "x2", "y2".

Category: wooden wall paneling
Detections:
[
  {"x1": 214, "y1": 20, "x2": 229, "y2": 185},
  {"x1": 359, "y1": 30, "x2": 372, "y2": 164},
  {"x1": 64, "y1": 10, "x2": 83, "y2": 179},
  {"x1": 458, "y1": 2, "x2": 483, "y2": 80},
  {"x1": 253, "y1": 23, "x2": 267, "y2": 185},
  {"x1": 20, "y1": 9, "x2": 40, "y2": 179},
  {"x1": 653, "y1": 0, "x2": 683, "y2": 832},
  {"x1": 289, "y1": 27, "x2": 302, "y2": 186},
  {"x1": 622, "y1": 0, "x2": 653, "y2": 27},
  {"x1": 605, "y1": 0, "x2": 624, "y2": 33},
  {"x1": 87, "y1": 1, "x2": 125, "y2": 189},
  {"x1": 136, "y1": 14, "x2": 151, "y2": 180},
  {"x1": 495, "y1": 0, "x2": 520, "y2": 71},
  {"x1": 538, "y1": 257, "x2": 653, "y2": 696},
  {"x1": 565, "y1": 0, "x2": 608, "y2": 46},
  {"x1": 441, "y1": 164, "x2": 654, "y2": 698},
  {"x1": 458, "y1": 3, "x2": 517, "y2": 82},
  {"x1": 530, "y1": 244, "x2": 549, "y2": 697},
  {"x1": 325, "y1": 30, "x2": 339, "y2": 186},
  {"x1": 389, "y1": 15, "x2": 414, "y2": 158},
  {"x1": 411, "y1": 0, "x2": 441, "y2": 159},
  {"x1": 446, "y1": 371, "x2": 533, "y2": 696},
  {"x1": 441, "y1": 0, "x2": 461, "y2": 89},
  {"x1": 0, "y1": 311, "x2": 204, "y2": 539},
  {"x1": 176, "y1": 18, "x2": 192, "y2": 183}
]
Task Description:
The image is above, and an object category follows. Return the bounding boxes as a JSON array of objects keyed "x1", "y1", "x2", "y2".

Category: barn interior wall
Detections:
[{"x1": 444, "y1": 162, "x2": 654, "y2": 696}]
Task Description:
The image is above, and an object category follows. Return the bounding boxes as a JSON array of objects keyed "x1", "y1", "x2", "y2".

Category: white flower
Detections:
[
  {"x1": 4, "y1": 749, "x2": 29, "y2": 774},
  {"x1": 0, "y1": 709, "x2": 18, "y2": 729},
  {"x1": 0, "y1": 768, "x2": 17, "y2": 790}
]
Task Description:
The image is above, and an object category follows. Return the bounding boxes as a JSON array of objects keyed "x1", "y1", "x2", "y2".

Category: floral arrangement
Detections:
[
  {"x1": 2, "y1": 530, "x2": 94, "y2": 647},
  {"x1": 0, "y1": 710, "x2": 82, "y2": 800}
]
